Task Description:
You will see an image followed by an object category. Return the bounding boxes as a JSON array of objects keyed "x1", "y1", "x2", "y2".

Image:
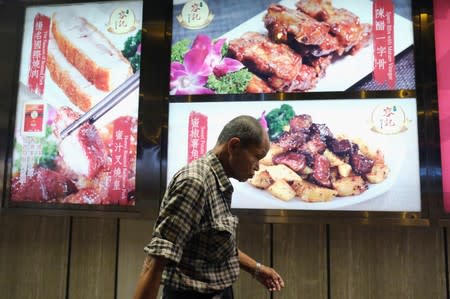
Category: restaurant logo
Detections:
[
  {"x1": 107, "y1": 7, "x2": 137, "y2": 34},
  {"x1": 370, "y1": 103, "x2": 410, "y2": 134},
  {"x1": 22, "y1": 102, "x2": 46, "y2": 137},
  {"x1": 177, "y1": 0, "x2": 214, "y2": 30}
]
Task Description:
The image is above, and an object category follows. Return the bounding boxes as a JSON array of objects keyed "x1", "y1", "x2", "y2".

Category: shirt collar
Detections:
[{"x1": 205, "y1": 151, "x2": 233, "y2": 193}]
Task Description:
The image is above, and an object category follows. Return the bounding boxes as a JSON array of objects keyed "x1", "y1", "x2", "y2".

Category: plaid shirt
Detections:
[{"x1": 145, "y1": 151, "x2": 240, "y2": 293}]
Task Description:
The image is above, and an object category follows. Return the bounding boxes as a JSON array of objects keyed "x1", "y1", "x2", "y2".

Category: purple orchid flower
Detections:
[
  {"x1": 170, "y1": 34, "x2": 245, "y2": 95},
  {"x1": 170, "y1": 45, "x2": 214, "y2": 95}
]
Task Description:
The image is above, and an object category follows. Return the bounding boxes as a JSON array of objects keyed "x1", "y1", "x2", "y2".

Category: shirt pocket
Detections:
[{"x1": 203, "y1": 215, "x2": 238, "y2": 263}]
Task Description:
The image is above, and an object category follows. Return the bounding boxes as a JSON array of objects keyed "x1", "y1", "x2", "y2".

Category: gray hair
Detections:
[{"x1": 216, "y1": 115, "x2": 265, "y2": 147}]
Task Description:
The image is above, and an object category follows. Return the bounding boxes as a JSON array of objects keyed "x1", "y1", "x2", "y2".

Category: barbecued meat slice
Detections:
[
  {"x1": 328, "y1": 138, "x2": 353, "y2": 156},
  {"x1": 297, "y1": 0, "x2": 372, "y2": 54},
  {"x1": 246, "y1": 74, "x2": 274, "y2": 93},
  {"x1": 310, "y1": 123, "x2": 333, "y2": 142},
  {"x1": 228, "y1": 32, "x2": 302, "y2": 91},
  {"x1": 265, "y1": 4, "x2": 341, "y2": 58},
  {"x1": 277, "y1": 131, "x2": 309, "y2": 151},
  {"x1": 300, "y1": 134, "x2": 327, "y2": 155},
  {"x1": 273, "y1": 151, "x2": 307, "y2": 173},
  {"x1": 264, "y1": 4, "x2": 331, "y2": 46},
  {"x1": 53, "y1": 106, "x2": 108, "y2": 179},
  {"x1": 311, "y1": 153, "x2": 332, "y2": 188},
  {"x1": 289, "y1": 114, "x2": 313, "y2": 132},
  {"x1": 11, "y1": 167, "x2": 78, "y2": 202},
  {"x1": 350, "y1": 153, "x2": 374, "y2": 175}
]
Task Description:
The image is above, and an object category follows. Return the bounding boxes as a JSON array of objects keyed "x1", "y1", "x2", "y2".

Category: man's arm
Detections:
[
  {"x1": 238, "y1": 249, "x2": 285, "y2": 291},
  {"x1": 133, "y1": 255, "x2": 167, "y2": 299}
]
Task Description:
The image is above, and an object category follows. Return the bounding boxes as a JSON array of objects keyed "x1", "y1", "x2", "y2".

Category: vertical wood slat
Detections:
[
  {"x1": 117, "y1": 218, "x2": 155, "y2": 299},
  {"x1": 68, "y1": 217, "x2": 118, "y2": 299},
  {"x1": 330, "y1": 225, "x2": 447, "y2": 299},
  {"x1": 0, "y1": 215, "x2": 70, "y2": 299},
  {"x1": 273, "y1": 224, "x2": 328, "y2": 299},
  {"x1": 234, "y1": 223, "x2": 272, "y2": 299}
]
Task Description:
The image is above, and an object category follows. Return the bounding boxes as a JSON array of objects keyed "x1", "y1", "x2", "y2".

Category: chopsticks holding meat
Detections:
[{"x1": 59, "y1": 69, "x2": 140, "y2": 140}]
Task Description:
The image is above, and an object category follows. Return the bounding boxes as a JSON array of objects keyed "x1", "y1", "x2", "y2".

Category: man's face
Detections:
[{"x1": 229, "y1": 135, "x2": 270, "y2": 182}]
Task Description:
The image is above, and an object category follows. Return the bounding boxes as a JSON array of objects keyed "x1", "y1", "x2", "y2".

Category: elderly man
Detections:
[{"x1": 134, "y1": 115, "x2": 285, "y2": 299}]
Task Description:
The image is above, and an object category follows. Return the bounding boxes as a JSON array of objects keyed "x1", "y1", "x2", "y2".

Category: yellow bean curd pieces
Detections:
[{"x1": 248, "y1": 137, "x2": 390, "y2": 203}]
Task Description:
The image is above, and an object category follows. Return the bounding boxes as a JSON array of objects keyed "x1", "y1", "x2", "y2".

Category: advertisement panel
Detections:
[
  {"x1": 168, "y1": 99, "x2": 421, "y2": 211},
  {"x1": 434, "y1": 0, "x2": 450, "y2": 213},
  {"x1": 10, "y1": 1, "x2": 143, "y2": 206},
  {"x1": 170, "y1": 0, "x2": 414, "y2": 96}
]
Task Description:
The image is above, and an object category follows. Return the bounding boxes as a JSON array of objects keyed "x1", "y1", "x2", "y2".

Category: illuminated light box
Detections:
[
  {"x1": 168, "y1": 99, "x2": 421, "y2": 212},
  {"x1": 9, "y1": 1, "x2": 143, "y2": 206},
  {"x1": 169, "y1": 0, "x2": 415, "y2": 95}
]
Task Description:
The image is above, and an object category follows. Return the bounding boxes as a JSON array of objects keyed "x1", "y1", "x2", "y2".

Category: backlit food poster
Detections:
[
  {"x1": 168, "y1": 99, "x2": 421, "y2": 211},
  {"x1": 10, "y1": 1, "x2": 142, "y2": 205},
  {"x1": 169, "y1": 0, "x2": 414, "y2": 95},
  {"x1": 434, "y1": 0, "x2": 450, "y2": 212}
]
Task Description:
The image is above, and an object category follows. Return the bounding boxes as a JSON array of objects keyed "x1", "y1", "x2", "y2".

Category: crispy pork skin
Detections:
[
  {"x1": 47, "y1": 33, "x2": 108, "y2": 112},
  {"x1": 53, "y1": 107, "x2": 108, "y2": 179},
  {"x1": 51, "y1": 12, "x2": 133, "y2": 92}
]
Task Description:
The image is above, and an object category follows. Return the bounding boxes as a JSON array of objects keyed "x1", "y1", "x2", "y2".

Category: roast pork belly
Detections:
[
  {"x1": 51, "y1": 12, "x2": 133, "y2": 92},
  {"x1": 47, "y1": 33, "x2": 108, "y2": 112},
  {"x1": 53, "y1": 107, "x2": 108, "y2": 179}
]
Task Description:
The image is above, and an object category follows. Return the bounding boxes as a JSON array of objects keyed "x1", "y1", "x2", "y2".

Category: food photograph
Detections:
[
  {"x1": 170, "y1": 0, "x2": 415, "y2": 95},
  {"x1": 10, "y1": 1, "x2": 143, "y2": 206},
  {"x1": 167, "y1": 99, "x2": 421, "y2": 211}
]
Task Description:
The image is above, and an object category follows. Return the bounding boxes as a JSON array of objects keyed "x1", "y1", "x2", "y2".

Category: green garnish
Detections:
[
  {"x1": 265, "y1": 104, "x2": 295, "y2": 141},
  {"x1": 206, "y1": 69, "x2": 252, "y2": 94},
  {"x1": 171, "y1": 39, "x2": 191, "y2": 63}
]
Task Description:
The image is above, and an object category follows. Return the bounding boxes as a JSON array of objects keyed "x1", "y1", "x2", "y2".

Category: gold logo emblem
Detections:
[
  {"x1": 107, "y1": 8, "x2": 137, "y2": 34},
  {"x1": 177, "y1": 0, "x2": 214, "y2": 30},
  {"x1": 370, "y1": 103, "x2": 410, "y2": 135}
]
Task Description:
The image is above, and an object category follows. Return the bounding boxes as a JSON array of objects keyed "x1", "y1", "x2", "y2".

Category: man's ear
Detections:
[{"x1": 227, "y1": 137, "x2": 241, "y2": 153}]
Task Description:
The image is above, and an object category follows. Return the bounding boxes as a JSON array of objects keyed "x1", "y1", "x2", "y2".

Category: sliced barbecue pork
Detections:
[
  {"x1": 11, "y1": 167, "x2": 77, "y2": 202},
  {"x1": 53, "y1": 107, "x2": 108, "y2": 179}
]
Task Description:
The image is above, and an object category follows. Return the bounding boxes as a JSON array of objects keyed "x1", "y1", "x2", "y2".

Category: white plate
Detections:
[
  {"x1": 219, "y1": 0, "x2": 414, "y2": 92},
  {"x1": 231, "y1": 132, "x2": 403, "y2": 210}
]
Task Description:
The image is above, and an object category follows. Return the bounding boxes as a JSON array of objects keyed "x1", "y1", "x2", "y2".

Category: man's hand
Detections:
[{"x1": 254, "y1": 264, "x2": 285, "y2": 291}]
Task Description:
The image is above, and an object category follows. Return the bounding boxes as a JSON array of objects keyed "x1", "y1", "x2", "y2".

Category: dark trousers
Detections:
[{"x1": 162, "y1": 285, "x2": 234, "y2": 299}]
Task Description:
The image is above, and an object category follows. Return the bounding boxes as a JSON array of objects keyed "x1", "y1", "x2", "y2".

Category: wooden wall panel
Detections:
[
  {"x1": 117, "y1": 218, "x2": 155, "y2": 299},
  {"x1": 330, "y1": 225, "x2": 446, "y2": 299},
  {"x1": 0, "y1": 215, "x2": 70, "y2": 299},
  {"x1": 234, "y1": 223, "x2": 272, "y2": 299},
  {"x1": 68, "y1": 217, "x2": 118, "y2": 299},
  {"x1": 272, "y1": 224, "x2": 328, "y2": 299}
]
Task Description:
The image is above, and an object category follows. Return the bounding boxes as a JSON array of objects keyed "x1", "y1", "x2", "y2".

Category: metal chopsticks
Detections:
[{"x1": 59, "y1": 69, "x2": 140, "y2": 140}]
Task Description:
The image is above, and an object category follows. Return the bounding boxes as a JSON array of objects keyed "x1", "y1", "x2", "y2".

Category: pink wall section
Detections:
[{"x1": 434, "y1": 0, "x2": 450, "y2": 212}]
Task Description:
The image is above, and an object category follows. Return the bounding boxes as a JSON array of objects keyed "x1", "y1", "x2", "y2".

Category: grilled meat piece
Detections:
[
  {"x1": 289, "y1": 114, "x2": 313, "y2": 132},
  {"x1": 311, "y1": 153, "x2": 332, "y2": 188},
  {"x1": 11, "y1": 167, "x2": 77, "y2": 202},
  {"x1": 273, "y1": 151, "x2": 307, "y2": 173},
  {"x1": 264, "y1": 4, "x2": 340, "y2": 58},
  {"x1": 277, "y1": 131, "x2": 309, "y2": 151},
  {"x1": 297, "y1": 0, "x2": 372, "y2": 54},
  {"x1": 228, "y1": 32, "x2": 304, "y2": 91},
  {"x1": 310, "y1": 123, "x2": 333, "y2": 142},
  {"x1": 350, "y1": 153, "x2": 374, "y2": 175},
  {"x1": 246, "y1": 74, "x2": 274, "y2": 93}
]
